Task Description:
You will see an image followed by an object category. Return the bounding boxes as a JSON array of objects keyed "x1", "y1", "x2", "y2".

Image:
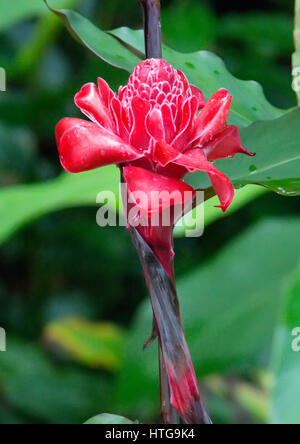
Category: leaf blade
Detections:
[
  {"x1": 44, "y1": 1, "x2": 141, "y2": 72},
  {"x1": 84, "y1": 413, "x2": 137, "y2": 424}
]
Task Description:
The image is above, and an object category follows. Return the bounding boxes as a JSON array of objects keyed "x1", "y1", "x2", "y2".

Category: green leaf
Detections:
[
  {"x1": 0, "y1": 0, "x2": 81, "y2": 31},
  {"x1": 187, "y1": 108, "x2": 300, "y2": 197},
  {"x1": 84, "y1": 413, "x2": 137, "y2": 425},
  {"x1": 44, "y1": 1, "x2": 141, "y2": 72},
  {"x1": 270, "y1": 265, "x2": 300, "y2": 424},
  {"x1": 0, "y1": 166, "x2": 119, "y2": 245},
  {"x1": 114, "y1": 218, "x2": 300, "y2": 420},
  {"x1": 44, "y1": 317, "x2": 127, "y2": 371},
  {"x1": 174, "y1": 185, "x2": 267, "y2": 238},
  {"x1": 234, "y1": 109, "x2": 300, "y2": 195},
  {"x1": 109, "y1": 27, "x2": 285, "y2": 127}
]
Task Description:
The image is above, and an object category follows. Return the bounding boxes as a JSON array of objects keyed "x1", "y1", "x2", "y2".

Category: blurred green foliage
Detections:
[{"x1": 0, "y1": 0, "x2": 299, "y2": 425}]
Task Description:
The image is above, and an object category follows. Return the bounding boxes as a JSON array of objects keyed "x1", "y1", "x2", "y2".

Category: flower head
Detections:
[{"x1": 56, "y1": 59, "x2": 253, "y2": 214}]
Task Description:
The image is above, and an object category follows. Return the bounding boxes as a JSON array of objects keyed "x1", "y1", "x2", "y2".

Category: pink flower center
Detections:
[{"x1": 119, "y1": 59, "x2": 192, "y2": 119}]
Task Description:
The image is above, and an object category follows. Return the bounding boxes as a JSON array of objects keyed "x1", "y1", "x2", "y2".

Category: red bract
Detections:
[{"x1": 56, "y1": 59, "x2": 253, "y2": 214}]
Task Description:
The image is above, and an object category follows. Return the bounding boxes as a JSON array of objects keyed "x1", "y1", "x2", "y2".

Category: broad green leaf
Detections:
[
  {"x1": 0, "y1": 338, "x2": 110, "y2": 424},
  {"x1": 0, "y1": 0, "x2": 80, "y2": 31},
  {"x1": 0, "y1": 166, "x2": 120, "y2": 245},
  {"x1": 44, "y1": 318, "x2": 127, "y2": 371},
  {"x1": 109, "y1": 27, "x2": 285, "y2": 127},
  {"x1": 84, "y1": 413, "x2": 137, "y2": 425},
  {"x1": 270, "y1": 265, "x2": 300, "y2": 424},
  {"x1": 187, "y1": 108, "x2": 300, "y2": 197},
  {"x1": 114, "y1": 218, "x2": 300, "y2": 420},
  {"x1": 233, "y1": 109, "x2": 300, "y2": 195},
  {"x1": 44, "y1": 1, "x2": 141, "y2": 72}
]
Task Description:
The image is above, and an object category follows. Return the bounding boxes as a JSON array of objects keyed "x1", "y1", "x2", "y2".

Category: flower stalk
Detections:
[
  {"x1": 129, "y1": 227, "x2": 211, "y2": 424},
  {"x1": 136, "y1": 0, "x2": 182, "y2": 424},
  {"x1": 133, "y1": 0, "x2": 211, "y2": 424}
]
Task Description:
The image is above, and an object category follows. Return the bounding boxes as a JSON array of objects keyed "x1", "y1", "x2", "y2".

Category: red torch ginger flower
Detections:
[{"x1": 56, "y1": 59, "x2": 253, "y2": 216}]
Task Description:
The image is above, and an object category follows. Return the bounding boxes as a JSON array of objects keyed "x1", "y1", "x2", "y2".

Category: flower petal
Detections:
[
  {"x1": 190, "y1": 85, "x2": 206, "y2": 110},
  {"x1": 110, "y1": 96, "x2": 130, "y2": 142},
  {"x1": 174, "y1": 94, "x2": 184, "y2": 131},
  {"x1": 97, "y1": 77, "x2": 114, "y2": 107},
  {"x1": 146, "y1": 108, "x2": 165, "y2": 141},
  {"x1": 176, "y1": 69, "x2": 190, "y2": 93},
  {"x1": 74, "y1": 83, "x2": 114, "y2": 130},
  {"x1": 161, "y1": 103, "x2": 177, "y2": 144},
  {"x1": 129, "y1": 96, "x2": 151, "y2": 151},
  {"x1": 203, "y1": 125, "x2": 255, "y2": 161},
  {"x1": 155, "y1": 141, "x2": 234, "y2": 212},
  {"x1": 123, "y1": 166, "x2": 195, "y2": 218},
  {"x1": 56, "y1": 118, "x2": 142, "y2": 173},
  {"x1": 153, "y1": 139, "x2": 180, "y2": 167},
  {"x1": 55, "y1": 117, "x2": 81, "y2": 147},
  {"x1": 192, "y1": 89, "x2": 232, "y2": 146},
  {"x1": 172, "y1": 96, "x2": 198, "y2": 150}
]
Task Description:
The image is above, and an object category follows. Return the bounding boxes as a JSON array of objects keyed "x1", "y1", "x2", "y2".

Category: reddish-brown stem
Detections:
[
  {"x1": 129, "y1": 227, "x2": 212, "y2": 424},
  {"x1": 138, "y1": 0, "x2": 162, "y2": 59}
]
